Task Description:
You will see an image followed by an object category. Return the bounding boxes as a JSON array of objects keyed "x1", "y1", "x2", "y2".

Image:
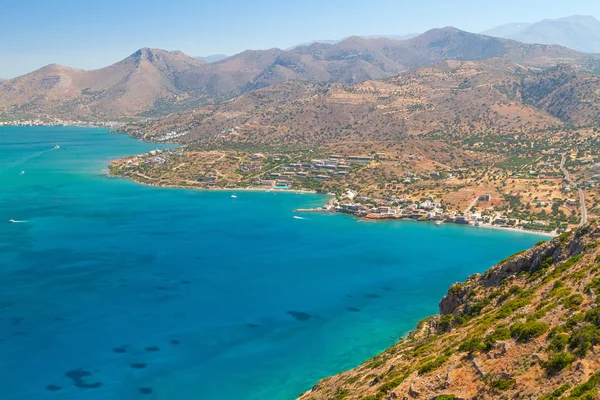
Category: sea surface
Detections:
[{"x1": 0, "y1": 127, "x2": 546, "y2": 400}]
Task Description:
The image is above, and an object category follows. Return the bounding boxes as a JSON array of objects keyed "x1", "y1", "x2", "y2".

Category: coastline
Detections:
[{"x1": 108, "y1": 169, "x2": 556, "y2": 238}]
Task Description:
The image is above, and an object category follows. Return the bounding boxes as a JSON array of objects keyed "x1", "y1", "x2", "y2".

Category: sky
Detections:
[{"x1": 1, "y1": 0, "x2": 599, "y2": 78}]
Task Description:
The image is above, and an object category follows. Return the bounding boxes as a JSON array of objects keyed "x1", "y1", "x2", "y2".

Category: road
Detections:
[
  {"x1": 560, "y1": 154, "x2": 587, "y2": 225},
  {"x1": 463, "y1": 195, "x2": 479, "y2": 214}
]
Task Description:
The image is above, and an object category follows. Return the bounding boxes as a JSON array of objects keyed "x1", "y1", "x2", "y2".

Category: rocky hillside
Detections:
[
  {"x1": 0, "y1": 28, "x2": 592, "y2": 120},
  {"x1": 122, "y1": 58, "x2": 578, "y2": 145},
  {"x1": 299, "y1": 223, "x2": 600, "y2": 399}
]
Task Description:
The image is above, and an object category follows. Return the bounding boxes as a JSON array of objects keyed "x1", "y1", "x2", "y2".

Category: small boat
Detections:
[
  {"x1": 435, "y1": 221, "x2": 443, "y2": 226},
  {"x1": 231, "y1": 194, "x2": 237, "y2": 199},
  {"x1": 54, "y1": 145, "x2": 60, "y2": 149},
  {"x1": 8, "y1": 219, "x2": 15, "y2": 223},
  {"x1": 20, "y1": 171, "x2": 25, "y2": 175}
]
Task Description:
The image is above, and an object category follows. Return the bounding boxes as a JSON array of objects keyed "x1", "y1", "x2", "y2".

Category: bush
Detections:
[
  {"x1": 458, "y1": 338, "x2": 486, "y2": 353},
  {"x1": 438, "y1": 314, "x2": 453, "y2": 332},
  {"x1": 419, "y1": 355, "x2": 450, "y2": 374},
  {"x1": 569, "y1": 371, "x2": 600, "y2": 397},
  {"x1": 492, "y1": 378, "x2": 516, "y2": 391},
  {"x1": 547, "y1": 333, "x2": 569, "y2": 352},
  {"x1": 510, "y1": 321, "x2": 549, "y2": 343},
  {"x1": 434, "y1": 396, "x2": 457, "y2": 400},
  {"x1": 538, "y1": 383, "x2": 571, "y2": 400},
  {"x1": 484, "y1": 327, "x2": 511, "y2": 350},
  {"x1": 569, "y1": 323, "x2": 600, "y2": 357},
  {"x1": 543, "y1": 352, "x2": 574, "y2": 373},
  {"x1": 496, "y1": 298, "x2": 530, "y2": 319},
  {"x1": 585, "y1": 306, "x2": 600, "y2": 327},
  {"x1": 562, "y1": 294, "x2": 584, "y2": 310}
]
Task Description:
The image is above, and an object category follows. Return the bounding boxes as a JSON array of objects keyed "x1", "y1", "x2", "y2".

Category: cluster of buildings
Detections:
[
  {"x1": 328, "y1": 194, "x2": 546, "y2": 230},
  {"x1": 0, "y1": 119, "x2": 122, "y2": 127}
]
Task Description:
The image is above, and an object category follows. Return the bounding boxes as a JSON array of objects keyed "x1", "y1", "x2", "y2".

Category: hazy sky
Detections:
[{"x1": 1, "y1": 0, "x2": 599, "y2": 78}]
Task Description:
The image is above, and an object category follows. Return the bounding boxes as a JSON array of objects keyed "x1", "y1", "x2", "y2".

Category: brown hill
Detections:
[
  {"x1": 0, "y1": 48, "x2": 206, "y2": 119},
  {"x1": 522, "y1": 64, "x2": 600, "y2": 125},
  {"x1": 123, "y1": 59, "x2": 564, "y2": 145},
  {"x1": 299, "y1": 223, "x2": 600, "y2": 400},
  {"x1": 0, "y1": 28, "x2": 593, "y2": 120}
]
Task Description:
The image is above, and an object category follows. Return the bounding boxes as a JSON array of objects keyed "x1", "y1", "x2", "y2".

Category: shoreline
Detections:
[
  {"x1": 109, "y1": 170, "x2": 556, "y2": 238},
  {"x1": 104, "y1": 169, "x2": 331, "y2": 196}
]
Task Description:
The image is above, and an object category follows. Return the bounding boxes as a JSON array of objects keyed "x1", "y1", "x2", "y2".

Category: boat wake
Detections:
[
  {"x1": 293, "y1": 216, "x2": 306, "y2": 220},
  {"x1": 8, "y1": 219, "x2": 27, "y2": 223},
  {"x1": 12, "y1": 145, "x2": 60, "y2": 167}
]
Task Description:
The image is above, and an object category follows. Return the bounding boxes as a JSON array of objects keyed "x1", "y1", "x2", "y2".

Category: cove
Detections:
[{"x1": 0, "y1": 127, "x2": 545, "y2": 399}]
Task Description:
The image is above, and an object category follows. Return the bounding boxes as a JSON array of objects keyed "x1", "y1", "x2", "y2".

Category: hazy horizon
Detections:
[{"x1": 1, "y1": 0, "x2": 600, "y2": 78}]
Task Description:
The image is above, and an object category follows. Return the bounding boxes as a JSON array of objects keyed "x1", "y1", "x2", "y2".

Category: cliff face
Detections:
[{"x1": 300, "y1": 224, "x2": 600, "y2": 400}]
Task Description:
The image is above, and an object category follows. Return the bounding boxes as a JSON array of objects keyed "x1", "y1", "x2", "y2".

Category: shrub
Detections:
[
  {"x1": 419, "y1": 355, "x2": 450, "y2": 374},
  {"x1": 510, "y1": 321, "x2": 549, "y2": 343},
  {"x1": 562, "y1": 294, "x2": 584, "y2": 310},
  {"x1": 569, "y1": 371, "x2": 600, "y2": 397},
  {"x1": 492, "y1": 378, "x2": 516, "y2": 391},
  {"x1": 585, "y1": 306, "x2": 600, "y2": 327},
  {"x1": 496, "y1": 298, "x2": 530, "y2": 319},
  {"x1": 547, "y1": 333, "x2": 569, "y2": 352},
  {"x1": 569, "y1": 323, "x2": 600, "y2": 357},
  {"x1": 543, "y1": 352, "x2": 575, "y2": 373},
  {"x1": 438, "y1": 314, "x2": 453, "y2": 332},
  {"x1": 538, "y1": 383, "x2": 571, "y2": 400},
  {"x1": 458, "y1": 337, "x2": 486, "y2": 353},
  {"x1": 434, "y1": 396, "x2": 457, "y2": 400},
  {"x1": 484, "y1": 327, "x2": 511, "y2": 350}
]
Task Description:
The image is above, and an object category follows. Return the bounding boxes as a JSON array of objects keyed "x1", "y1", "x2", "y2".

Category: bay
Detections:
[{"x1": 0, "y1": 127, "x2": 545, "y2": 399}]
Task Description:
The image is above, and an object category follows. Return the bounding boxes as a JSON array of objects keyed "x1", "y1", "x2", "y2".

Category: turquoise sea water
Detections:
[{"x1": 0, "y1": 127, "x2": 545, "y2": 400}]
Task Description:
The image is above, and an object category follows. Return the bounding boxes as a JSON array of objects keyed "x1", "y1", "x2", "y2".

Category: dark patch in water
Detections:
[
  {"x1": 366, "y1": 293, "x2": 381, "y2": 299},
  {"x1": 15, "y1": 331, "x2": 26, "y2": 336},
  {"x1": 246, "y1": 323, "x2": 260, "y2": 328},
  {"x1": 46, "y1": 385, "x2": 62, "y2": 391},
  {"x1": 139, "y1": 387, "x2": 153, "y2": 394},
  {"x1": 346, "y1": 295, "x2": 354, "y2": 298},
  {"x1": 287, "y1": 311, "x2": 311, "y2": 321},
  {"x1": 130, "y1": 363, "x2": 147, "y2": 369},
  {"x1": 11, "y1": 317, "x2": 24, "y2": 325},
  {"x1": 170, "y1": 339, "x2": 180, "y2": 345},
  {"x1": 145, "y1": 346, "x2": 160, "y2": 352},
  {"x1": 155, "y1": 286, "x2": 168, "y2": 291},
  {"x1": 54, "y1": 317, "x2": 65, "y2": 321},
  {"x1": 181, "y1": 280, "x2": 191, "y2": 284},
  {"x1": 381, "y1": 286, "x2": 393, "y2": 291},
  {"x1": 112, "y1": 347, "x2": 127, "y2": 353},
  {"x1": 347, "y1": 307, "x2": 361, "y2": 312},
  {"x1": 65, "y1": 369, "x2": 102, "y2": 389}
]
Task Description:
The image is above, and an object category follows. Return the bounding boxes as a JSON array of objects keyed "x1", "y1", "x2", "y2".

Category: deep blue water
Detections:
[{"x1": 0, "y1": 127, "x2": 545, "y2": 400}]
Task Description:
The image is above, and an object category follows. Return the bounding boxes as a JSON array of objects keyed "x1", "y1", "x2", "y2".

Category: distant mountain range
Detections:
[
  {"x1": 288, "y1": 33, "x2": 420, "y2": 49},
  {"x1": 194, "y1": 54, "x2": 229, "y2": 63},
  {"x1": 0, "y1": 27, "x2": 593, "y2": 120},
  {"x1": 482, "y1": 15, "x2": 600, "y2": 53}
]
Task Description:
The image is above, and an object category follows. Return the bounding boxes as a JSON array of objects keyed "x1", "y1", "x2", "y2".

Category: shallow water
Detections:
[{"x1": 0, "y1": 127, "x2": 545, "y2": 399}]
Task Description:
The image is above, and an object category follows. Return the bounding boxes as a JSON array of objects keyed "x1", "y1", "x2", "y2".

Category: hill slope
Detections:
[
  {"x1": 123, "y1": 58, "x2": 590, "y2": 145},
  {"x1": 300, "y1": 223, "x2": 600, "y2": 399},
  {"x1": 483, "y1": 15, "x2": 600, "y2": 54},
  {"x1": 0, "y1": 28, "x2": 591, "y2": 120},
  {"x1": 0, "y1": 48, "x2": 206, "y2": 119}
]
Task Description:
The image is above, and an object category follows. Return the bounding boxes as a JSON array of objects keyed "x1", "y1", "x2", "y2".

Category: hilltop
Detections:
[
  {"x1": 0, "y1": 28, "x2": 592, "y2": 121},
  {"x1": 299, "y1": 222, "x2": 600, "y2": 399}
]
